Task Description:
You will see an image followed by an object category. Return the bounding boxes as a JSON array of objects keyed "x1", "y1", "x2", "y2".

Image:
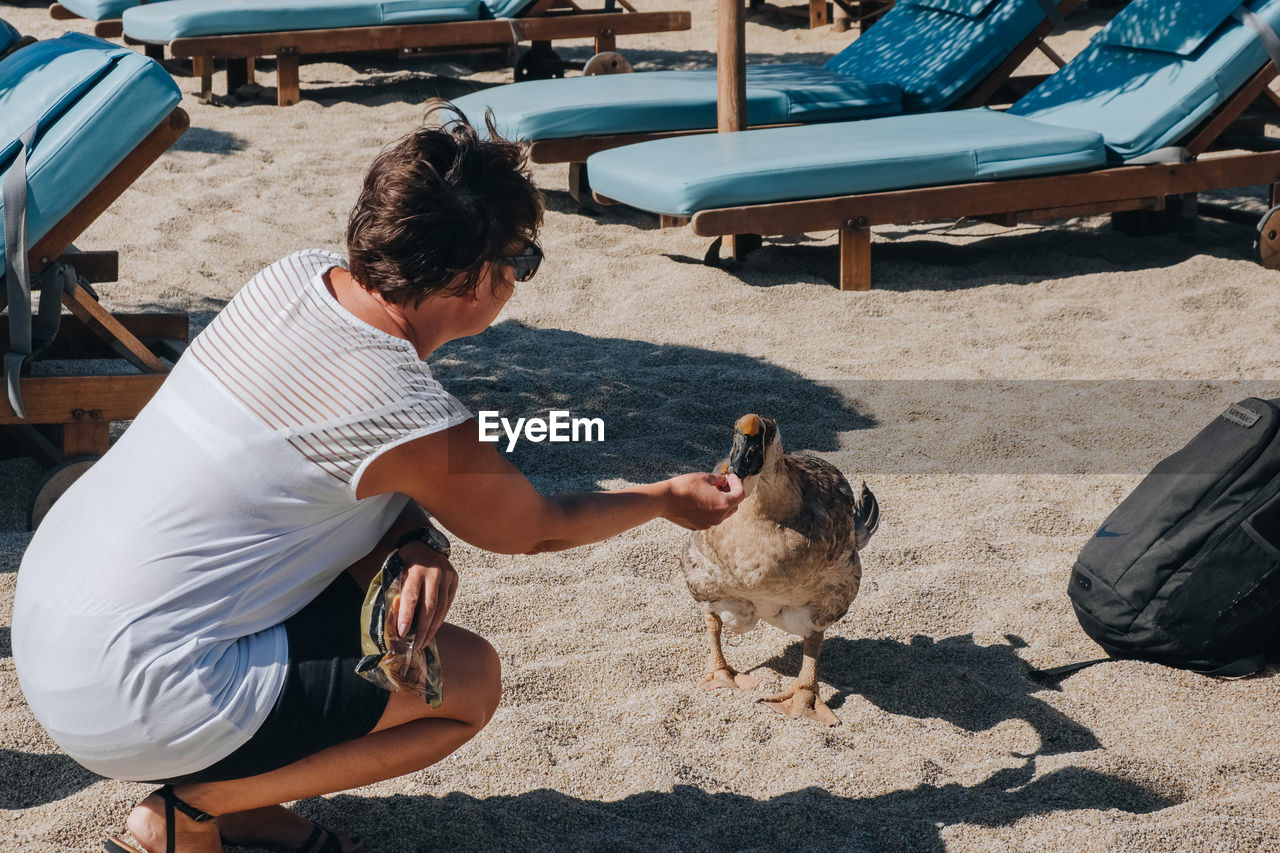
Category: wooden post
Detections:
[
  {"x1": 833, "y1": 2, "x2": 851, "y2": 31},
  {"x1": 718, "y1": 0, "x2": 752, "y2": 258},
  {"x1": 277, "y1": 48, "x2": 301, "y2": 106},
  {"x1": 838, "y1": 224, "x2": 871, "y2": 291},
  {"x1": 594, "y1": 29, "x2": 616, "y2": 53},
  {"x1": 717, "y1": 0, "x2": 746, "y2": 134}
]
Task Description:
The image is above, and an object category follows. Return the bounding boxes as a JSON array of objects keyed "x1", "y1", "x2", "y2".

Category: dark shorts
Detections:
[{"x1": 158, "y1": 572, "x2": 390, "y2": 785}]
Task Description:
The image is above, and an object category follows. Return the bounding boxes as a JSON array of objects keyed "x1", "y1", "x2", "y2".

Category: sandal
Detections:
[
  {"x1": 104, "y1": 785, "x2": 215, "y2": 853},
  {"x1": 221, "y1": 820, "x2": 358, "y2": 853}
]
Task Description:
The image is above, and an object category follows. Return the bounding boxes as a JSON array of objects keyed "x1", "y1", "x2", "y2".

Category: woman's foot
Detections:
[
  {"x1": 219, "y1": 805, "x2": 364, "y2": 853},
  {"x1": 124, "y1": 791, "x2": 222, "y2": 853}
]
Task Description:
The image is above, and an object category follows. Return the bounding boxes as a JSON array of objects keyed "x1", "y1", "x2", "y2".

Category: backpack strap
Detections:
[
  {"x1": 1199, "y1": 653, "x2": 1267, "y2": 678},
  {"x1": 1027, "y1": 657, "x2": 1112, "y2": 684}
]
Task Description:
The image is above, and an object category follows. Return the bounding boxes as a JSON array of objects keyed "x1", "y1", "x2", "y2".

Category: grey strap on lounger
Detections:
[
  {"x1": 1234, "y1": 6, "x2": 1280, "y2": 73},
  {"x1": 3, "y1": 123, "x2": 38, "y2": 419},
  {"x1": 2, "y1": 123, "x2": 76, "y2": 419}
]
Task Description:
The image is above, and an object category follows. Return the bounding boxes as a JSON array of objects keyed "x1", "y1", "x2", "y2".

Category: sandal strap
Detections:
[
  {"x1": 299, "y1": 823, "x2": 344, "y2": 853},
  {"x1": 155, "y1": 786, "x2": 216, "y2": 824}
]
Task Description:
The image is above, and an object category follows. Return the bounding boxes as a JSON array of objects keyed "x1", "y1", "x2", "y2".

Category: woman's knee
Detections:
[{"x1": 439, "y1": 625, "x2": 502, "y2": 727}]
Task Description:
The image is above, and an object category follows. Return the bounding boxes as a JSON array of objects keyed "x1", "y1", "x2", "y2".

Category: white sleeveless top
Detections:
[{"x1": 12, "y1": 250, "x2": 471, "y2": 781}]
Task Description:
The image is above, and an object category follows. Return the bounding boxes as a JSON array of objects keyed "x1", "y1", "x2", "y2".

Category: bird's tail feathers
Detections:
[{"x1": 855, "y1": 482, "x2": 880, "y2": 545}]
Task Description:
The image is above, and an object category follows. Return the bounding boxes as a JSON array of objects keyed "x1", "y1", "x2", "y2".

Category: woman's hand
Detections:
[
  {"x1": 394, "y1": 542, "x2": 458, "y2": 648},
  {"x1": 661, "y1": 472, "x2": 745, "y2": 530}
]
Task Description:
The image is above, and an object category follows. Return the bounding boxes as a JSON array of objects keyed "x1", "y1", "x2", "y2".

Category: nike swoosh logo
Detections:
[{"x1": 1096, "y1": 524, "x2": 1126, "y2": 538}]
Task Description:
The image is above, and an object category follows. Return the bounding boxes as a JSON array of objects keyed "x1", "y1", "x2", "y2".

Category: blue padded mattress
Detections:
[
  {"x1": 123, "y1": 0, "x2": 536, "y2": 42},
  {"x1": 1010, "y1": 0, "x2": 1280, "y2": 160},
  {"x1": 453, "y1": 0, "x2": 1056, "y2": 143},
  {"x1": 0, "y1": 33, "x2": 181, "y2": 272},
  {"x1": 585, "y1": 109, "x2": 1107, "y2": 217},
  {"x1": 468, "y1": 65, "x2": 902, "y2": 142},
  {"x1": 56, "y1": 0, "x2": 145, "y2": 22}
]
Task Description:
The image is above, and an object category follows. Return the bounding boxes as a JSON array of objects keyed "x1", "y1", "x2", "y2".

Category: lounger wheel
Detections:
[
  {"x1": 1257, "y1": 205, "x2": 1280, "y2": 270},
  {"x1": 583, "y1": 51, "x2": 633, "y2": 76},
  {"x1": 514, "y1": 43, "x2": 567, "y2": 81},
  {"x1": 28, "y1": 456, "x2": 98, "y2": 530}
]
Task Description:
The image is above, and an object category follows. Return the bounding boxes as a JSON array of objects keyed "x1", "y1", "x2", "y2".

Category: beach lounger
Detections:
[
  {"x1": 585, "y1": 0, "x2": 1280, "y2": 290},
  {"x1": 118, "y1": 0, "x2": 692, "y2": 107},
  {"x1": 454, "y1": 0, "x2": 1079, "y2": 198},
  {"x1": 0, "y1": 26, "x2": 190, "y2": 524}
]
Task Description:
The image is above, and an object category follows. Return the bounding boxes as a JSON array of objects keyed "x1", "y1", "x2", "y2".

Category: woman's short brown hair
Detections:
[{"x1": 346, "y1": 102, "x2": 543, "y2": 303}]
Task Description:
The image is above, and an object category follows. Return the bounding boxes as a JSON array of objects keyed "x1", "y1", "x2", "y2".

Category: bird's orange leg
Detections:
[
  {"x1": 699, "y1": 611, "x2": 760, "y2": 691},
  {"x1": 761, "y1": 631, "x2": 840, "y2": 726}
]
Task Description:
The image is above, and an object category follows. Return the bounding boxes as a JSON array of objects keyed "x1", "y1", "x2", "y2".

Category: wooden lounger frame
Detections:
[
  {"x1": 0, "y1": 107, "x2": 191, "y2": 461},
  {"x1": 103, "y1": 0, "x2": 690, "y2": 106},
  {"x1": 532, "y1": 0, "x2": 1078, "y2": 199},
  {"x1": 595, "y1": 64, "x2": 1280, "y2": 291}
]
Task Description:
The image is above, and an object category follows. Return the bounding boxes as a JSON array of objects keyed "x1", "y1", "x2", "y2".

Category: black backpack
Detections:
[{"x1": 1046, "y1": 397, "x2": 1280, "y2": 680}]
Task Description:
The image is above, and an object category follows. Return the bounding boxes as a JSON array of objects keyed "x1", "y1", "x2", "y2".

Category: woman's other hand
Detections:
[
  {"x1": 394, "y1": 543, "x2": 458, "y2": 648},
  {"x1": 661, "y1": 472, "x2": 744, "y2": 530}
]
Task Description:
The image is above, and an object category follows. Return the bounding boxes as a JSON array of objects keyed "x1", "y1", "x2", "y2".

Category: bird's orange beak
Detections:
[{"x1": 729, "y1": 414, "x2": 765, "y2": 479}]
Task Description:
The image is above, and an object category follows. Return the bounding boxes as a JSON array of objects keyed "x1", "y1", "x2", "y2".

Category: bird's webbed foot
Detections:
[
  {"x1": 760, "y1": 685, "x2": 840, "y2": 726},
  {"x1": 699, "y1": 666, "x2": 760, "y2": 692}
]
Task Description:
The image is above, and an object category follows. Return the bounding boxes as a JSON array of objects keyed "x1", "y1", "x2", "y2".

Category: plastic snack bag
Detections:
[{"x1": 355, "y1": 551, "x2": 444, "y2": 707}]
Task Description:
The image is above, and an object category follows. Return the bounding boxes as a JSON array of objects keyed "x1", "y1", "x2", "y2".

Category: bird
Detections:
[{"x1": 680, "y1": 413, "x2": 879, "y2": 726}]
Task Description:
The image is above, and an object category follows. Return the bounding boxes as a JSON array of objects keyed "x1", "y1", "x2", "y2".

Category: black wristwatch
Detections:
[{"x1": 394, "y1": 523, "x2": 451, "y2": 557}]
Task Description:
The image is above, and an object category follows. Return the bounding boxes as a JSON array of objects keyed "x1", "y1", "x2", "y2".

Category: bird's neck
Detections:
[{"x1": 741, "y1": 458, "x2": 803, "y2": 521}]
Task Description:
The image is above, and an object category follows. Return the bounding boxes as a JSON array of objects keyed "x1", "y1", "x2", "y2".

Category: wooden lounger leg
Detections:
[
  {"x1": 809, "y1": 0, "x2": 828, "y2": 28},
  {"x1": 725, "y1": 234, "x2": 761, "y2": 258},
  {"x1": 193, "y1": 56, "x2": 213, "y2": 102},
  {"x1": 225, "y1": 57, "x2": 257, "y2": 94},
  {"x1": 660, "y1": 215, "x2": 691, "y2": 228},
  {"x1": 838, "y1": 224, "x2": 871, "y2": 291},
  {"x1": 568, "y1": 162, "x2": 590, "y2": 205},
  {"x1": 62, "y1": 421, "x2": 110, "y2": 457},
  {"x1": 277, "y1": 48, "x2": 301, "y2": 106},
  {"x1": 832, "y1": 3, "x2": 851, "y2": 31},
  {"x1": 594, "y1": 30, "x2": 616, "y2": 54}
]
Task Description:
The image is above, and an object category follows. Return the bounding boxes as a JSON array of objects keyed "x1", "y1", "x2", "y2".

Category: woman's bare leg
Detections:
[{"x1": 123, "y1": 623, "x2": 501, "y2": 853}]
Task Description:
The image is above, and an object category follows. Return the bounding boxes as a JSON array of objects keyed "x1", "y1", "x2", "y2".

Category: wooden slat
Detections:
[
  {"x1": 169, "y1": 11, "x2": 690, "y2": 58},
  {"x1": 61, "y1": 288, "x2": 169, "y2": 374},
  {"x1": 0, "y1": 375, "x2": 166, "y2": 425},
  {"x1": 691, "y1": 151, "x2": 1280, "y2": 237},
  {"x1": 1185, "y1": 65, "x2": 1279, "y2": 156},
  {"x1": 49, "y1": 3, "x2": 79, "y2": 20},
  {"x1": 27, "y1": 109, "x2": 190, "y2": 273},
  {"x1": 0, "y1": 313, "x2": 189, "y2": 360},
  {"x1": 94, "y1": 20, "x2": 124, "y2": 38},
  {"x1": 56, "y1": 251, "x2": 119, "y2": 284}
]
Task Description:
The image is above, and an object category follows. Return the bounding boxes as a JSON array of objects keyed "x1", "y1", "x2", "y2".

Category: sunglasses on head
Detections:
[{"x1": 498, "y1": 243, "x2": 543, "y2": 283}]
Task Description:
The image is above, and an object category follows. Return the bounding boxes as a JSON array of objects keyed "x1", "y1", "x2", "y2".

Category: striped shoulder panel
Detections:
[{"x1": 189, "y1": 251, "x2": 472, "y2": 484}]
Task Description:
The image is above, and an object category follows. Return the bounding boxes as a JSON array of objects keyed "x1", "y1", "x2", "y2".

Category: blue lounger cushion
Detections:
[
  {"x1": 453, "y1": 0, "x2": 1056, "y2": 144},
  {"x1": 123, "y1": 0, "x2": 535, "y2": 42},
  {"x1": 586, "y1": 109, "x2": 1107, "y2": 217},
  {"x1": 0, "y1": 33, "x2": 181, "y2": 272},
  {"x1": 469, "y1": 66, "x2": 903, "y2": 142},
  {"x1": 56, "y1": 0, "x2": 146, "y2": 22},
  {"x1": 1011, "y1": 0, "x2": 1280, "y2": 160}
]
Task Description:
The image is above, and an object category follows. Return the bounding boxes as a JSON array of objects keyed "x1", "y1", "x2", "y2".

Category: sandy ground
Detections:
[{"x1": 4, "y1": 0, "x2": 1280, "y2": 850}]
